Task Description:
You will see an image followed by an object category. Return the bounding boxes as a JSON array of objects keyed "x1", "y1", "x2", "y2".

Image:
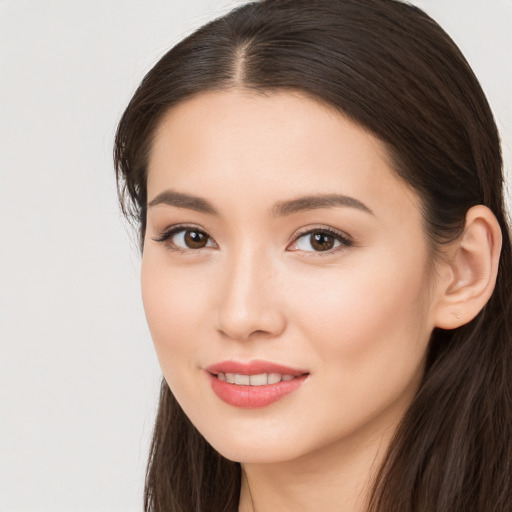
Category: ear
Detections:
[{"x1": 433, "y1": 205, "x2": 502, "y2": 329}]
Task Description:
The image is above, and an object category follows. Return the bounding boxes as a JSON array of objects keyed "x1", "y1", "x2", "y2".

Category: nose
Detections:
[{"x1": 215, "y1": 246, "x2": 287, "y2": 342}]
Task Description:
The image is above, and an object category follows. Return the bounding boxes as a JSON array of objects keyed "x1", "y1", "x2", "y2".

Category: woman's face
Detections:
[{"x1": 142, "y1": 90, "x2": 440, "y2": 463}]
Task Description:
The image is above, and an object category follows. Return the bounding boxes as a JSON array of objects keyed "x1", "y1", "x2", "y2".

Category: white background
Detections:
[{"x1": 0, "y1": 1, "x2": 510, "y2": 511}]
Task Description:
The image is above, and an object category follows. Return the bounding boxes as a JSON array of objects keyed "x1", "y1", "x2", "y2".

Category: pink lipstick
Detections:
[{"x1": 205, "y1": 360, "x2": 309, "y2": 408}]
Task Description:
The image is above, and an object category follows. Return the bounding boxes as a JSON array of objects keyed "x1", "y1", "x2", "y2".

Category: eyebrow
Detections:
[
  {"x1": 147, "y1": 190, "x2": 373, "y2": 216},
  {"x1": 148, "y1": 190, "x2": 218, "y2": 215},
  {"x1": 271, "y1": 194, "x2": 373, "y2": 216}
]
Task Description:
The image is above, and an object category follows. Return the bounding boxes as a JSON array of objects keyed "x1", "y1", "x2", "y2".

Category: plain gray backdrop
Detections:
[{"x1": 0, "y1": 1, "x2": 510, "y2": 510}]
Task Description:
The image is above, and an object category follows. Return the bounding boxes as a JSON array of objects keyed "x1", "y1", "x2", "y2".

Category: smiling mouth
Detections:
[
  {"x1": 216, "y1": 372, "x2": 298, "y2": 386},
  {"x1": 206, "y1": 362, "x2": 309, "y2": 408}
]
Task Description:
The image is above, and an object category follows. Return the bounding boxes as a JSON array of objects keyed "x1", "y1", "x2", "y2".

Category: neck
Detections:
[{"x1": 238, "y1": 418, "x2": 397, "y2": 512}]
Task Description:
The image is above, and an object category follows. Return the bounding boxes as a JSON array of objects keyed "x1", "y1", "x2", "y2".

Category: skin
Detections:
[{"x1": 142, "y1": 90, "x2": 446, "y2": 512}]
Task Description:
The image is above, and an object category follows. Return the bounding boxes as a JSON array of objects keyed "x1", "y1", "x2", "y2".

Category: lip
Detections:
[
  {"x1": 205, "y1": 360, "x2": 308, "y2": 376},
  {"x1": 205, "y1": 360, "x2": 309, "y2": 409}
]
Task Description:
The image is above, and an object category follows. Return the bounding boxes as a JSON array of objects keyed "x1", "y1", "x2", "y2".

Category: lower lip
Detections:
[{"x1": 208, "y1": 373, "x2": 308, "y2": 408}]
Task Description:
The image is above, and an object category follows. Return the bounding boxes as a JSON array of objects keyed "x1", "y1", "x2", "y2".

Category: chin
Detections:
[
  {"x1": 212, "y1": 439, "x2": 303, "y2": 465},
  {"x1": 191, "y1": 419, "x2": 303, "y2": 464}
]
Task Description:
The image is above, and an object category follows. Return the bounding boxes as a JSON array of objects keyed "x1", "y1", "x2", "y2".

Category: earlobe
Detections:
[{"x1": 433, "y1": 205, "x2": 502, "y2": 329}]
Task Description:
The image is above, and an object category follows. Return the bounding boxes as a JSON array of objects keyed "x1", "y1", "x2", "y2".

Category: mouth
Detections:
[
  {"x1": 216, "y1": 372, "x2": 298, "y2": 385},
  {"x1": 205, "y1": 360, "x2": 309, "y2": 408}
]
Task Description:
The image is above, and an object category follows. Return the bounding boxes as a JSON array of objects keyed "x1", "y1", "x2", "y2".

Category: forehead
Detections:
[{"x1": 147, "y1": 89, "x2": 420, "y2": 222}]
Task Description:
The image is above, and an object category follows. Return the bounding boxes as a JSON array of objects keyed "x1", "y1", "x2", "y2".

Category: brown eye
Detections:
[
  {"x1": 290, "y1": 228, "x2": 352, "y2": 253},
  {"x1": 310, "y1": 232, "x2": 335, "y2": 251},
  {"x1": 154, "y1": 227, "x2": 215, "y2": 251},
  {"x1": 183, "y1": 230, "x2": 210, "y2": 249}
]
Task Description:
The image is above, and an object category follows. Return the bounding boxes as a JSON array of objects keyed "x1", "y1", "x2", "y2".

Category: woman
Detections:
[{"x1": 114, "y1": 0, "x2": 512, "y2": 510}]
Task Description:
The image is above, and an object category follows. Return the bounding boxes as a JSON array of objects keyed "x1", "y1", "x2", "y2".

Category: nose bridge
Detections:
[{"x1": 216, "y1": 241, "x2": 285, "y2": 341}]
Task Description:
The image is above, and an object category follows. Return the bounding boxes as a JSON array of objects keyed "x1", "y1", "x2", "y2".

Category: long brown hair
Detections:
[{"x1": 114, "y1": 1, "x2": 512, "y2": 510}]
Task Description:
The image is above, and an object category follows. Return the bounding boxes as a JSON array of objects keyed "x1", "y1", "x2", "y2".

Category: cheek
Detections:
[
  {"x1": 288, "y1": 250, "x2": 433, "y2": 377},
  {"x1": 279, "y1": 255, "x2": 433, "y2": 443},
  {"x1": 140, "y1": 254, "x2": 209, "y2": 376}
]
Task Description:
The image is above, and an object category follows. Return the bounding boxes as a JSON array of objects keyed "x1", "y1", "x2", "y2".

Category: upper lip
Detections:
[{"x1": 205, "y1": 359, "x2": 309, "y2": 376}]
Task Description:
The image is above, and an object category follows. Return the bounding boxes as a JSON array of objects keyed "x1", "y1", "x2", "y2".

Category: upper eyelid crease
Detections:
[
  {"x1": 290, "y1": 227, "x2": 354, "y2": 249},
  {"x1": 146, "y1": 190, "x2": 373, "y2": 217},
  {"x1": 152, "y1": 224, "x2": 210, "y2": 242},
  {"x1": 294, "y1": 225, "x2": 351, "y2": 239}
]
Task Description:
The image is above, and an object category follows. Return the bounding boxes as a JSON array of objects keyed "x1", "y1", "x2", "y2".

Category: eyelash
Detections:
[
  {"x1": 290, "y1": 226, "x2": 354, "y2": 255},
  {"x1": 152, "y1": 225, "x2": 214, "y2": 254},
  {"x1": 152, "y1": 225, "x2": 354, "y2": 255}
]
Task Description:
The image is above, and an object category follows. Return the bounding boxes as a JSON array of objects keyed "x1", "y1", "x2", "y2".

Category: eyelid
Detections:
[
  {"x1": 287, "y1": 225, "x2": 354, "y2": 254},
  {"x1": 152, "y1": 224, "x2": 217, "y2": 252},
  {"x1": 152, "y1": 223, "x2": 354, "y2": 255}
]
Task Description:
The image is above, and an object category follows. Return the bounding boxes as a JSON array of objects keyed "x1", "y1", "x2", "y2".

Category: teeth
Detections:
[
  {"x1": 235, "y1": 374, "x2": 250, "y2": 385},
  {"x1": 249, "y1": 373, "x2": 268, "y2": 386},
  {"x1": 215, "y1": 372, "x2": 297, "y2": 386},
  {"x1": 268, "y1": 373, "x2": 281, "y2": 384}
]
